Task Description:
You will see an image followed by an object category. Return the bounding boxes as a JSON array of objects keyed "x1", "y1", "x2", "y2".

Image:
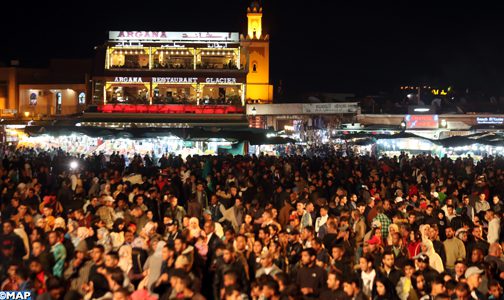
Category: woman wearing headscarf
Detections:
[
  {"x1": 96, "y1": 228, "x2": 112, "y2": 253},
  {"x1": 118, "y1": 245, "x2": 133, "y2": 275},
  {"x1": 420, "y1": 239, "x2": 444, "y2": 273},
  {"x1": 141, "y1": 240, "x2": 166, "y2": 296},
  {"x1": 435, "y1": 209, "x2": 447, "y2": 241},
  {"x1": 53, "y1": 217, "x2": 66, "y2": 231},
  {"x1": 188, "y1": 217, "x2": 202, "y2": 242},
  {"x1": 387, "y1": 223, "x2": 399, "y2": 246}
]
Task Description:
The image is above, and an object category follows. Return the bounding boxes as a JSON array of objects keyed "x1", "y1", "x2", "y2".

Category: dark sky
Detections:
[{"x1": 2, "y1": 0, "x2": 504, "y2": 97}]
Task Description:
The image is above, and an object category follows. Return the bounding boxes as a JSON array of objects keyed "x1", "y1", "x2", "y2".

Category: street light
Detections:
[{"x1": 69, "y1": 161, "x2": 78, "y2": 170}]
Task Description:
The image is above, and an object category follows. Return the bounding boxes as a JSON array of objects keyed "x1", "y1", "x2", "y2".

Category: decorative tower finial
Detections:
[{"x1": 247, "y1": 0, "x2": 263, "y2": 39}]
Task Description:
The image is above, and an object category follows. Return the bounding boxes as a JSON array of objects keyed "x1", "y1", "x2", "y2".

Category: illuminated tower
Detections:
[{"x1": 241, "y1": 0, "x2": 273, "y2": 103}]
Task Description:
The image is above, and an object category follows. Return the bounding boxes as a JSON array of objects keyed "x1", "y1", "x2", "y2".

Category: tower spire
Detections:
[{"x1": 247, "y1": 0, "x2": 263, "y2": 39}]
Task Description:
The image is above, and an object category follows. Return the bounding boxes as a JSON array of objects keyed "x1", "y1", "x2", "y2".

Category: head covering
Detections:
[
  {"x1": 96, "y1": 228, "x2": 112, "y2": 253},
  {"x1": 421, "y1": 239, "x2": 444, "y2": 273},
  {"x1": 53, "y1": 217, "x2": 66, "y2": 230},
  {"x1": 465, "y1": 266, "x2": 484, "y2": 279},
  {"x1": 103, "y1": 195, "x2": 115, "y2": 203},
  {"x1": 455, "y1": 228, "x2": 468, "y2": 239},
  {"x1": 131, "y1": 237, "x2": 147, "y2": 250},
  {"x1": 118, "y1": 245, "x2": 133, "y2": 274},
  {"x1": 371, "y1": 220, "x2": 382, "y2": 228},
  {"x1": 146, "y1": 241, "x2": 166, "y2": 296},
  {"x1": 142, "y1": 222, "x2": 156, "y2": 236}
]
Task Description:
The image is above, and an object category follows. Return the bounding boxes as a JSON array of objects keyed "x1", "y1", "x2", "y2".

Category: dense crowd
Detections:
[{"x1": 1, "y1": 146, "x2": 504, "y2": 300}]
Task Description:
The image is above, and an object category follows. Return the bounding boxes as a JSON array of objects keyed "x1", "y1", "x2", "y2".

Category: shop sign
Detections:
[
  {"x1": 153, "y1": 77, "x2": 198, "y2": 84},
  {"x1": 476, "y1": 117, "x2": 504, "y2": 125},
  {"x1": 302, "y1": 103, "x2": 359, "y2": 114},
  {"x1": 205, "y1": 77, "x2": 237, "y2": 84},
  {"x1": 152, "y1": 77, "x2": 239, "y2": 84},
  {"x1": 405, "y1": 114, "x2": 439, "y2": 129},
  {"x1": 109, "y1": 31, "x2": 239, "y2": 42},
  {"x1": 114, "y1": 77, "x2": 143, "y2": 83}
]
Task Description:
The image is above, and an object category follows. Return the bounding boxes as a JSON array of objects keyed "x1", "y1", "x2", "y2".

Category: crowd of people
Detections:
[{"x1": 1, "y1": 146, "x2": 504, "y2": 300}]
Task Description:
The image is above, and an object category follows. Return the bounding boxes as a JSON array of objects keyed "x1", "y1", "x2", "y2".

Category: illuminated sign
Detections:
[
  {"x1": 431, "y1": 89, "x2": 448, "y2": 96},
  {"x1": 405, "y1": 115, "x2": 439, "y2": 129},
  {"x1": 152, "y1": 77, "x2": 239, "y2": 84},
  {"x1": 109, "y1": 31, "x2": 240, "y2": 42},
  {"x1": 97, "y1": 104, "x2": 244, "y2": 114},
  {"x1": 205, "y1": 78, "x2": 237, "y2": 84},
  {"x1": 153, "y1": 77, "x2": 198, "y2": 84},
  {"x1": 114, "y1": 77, "x2": 144, "y2": 83},
  {"x1": 302, "y1": 103, "x2": 360, "y2": 114},
  {"x1": 476, "y1": 117, "x2": 504, "y2": 125},
  {"x1": 109, "y1": 77, "x2": 243, "y2": 84}
]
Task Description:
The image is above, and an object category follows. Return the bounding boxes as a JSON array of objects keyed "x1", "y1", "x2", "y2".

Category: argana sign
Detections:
[
  {"x1": 302, "y1": 103, "x2": 360, "y2": 114},
  {"x1": 109, "y1": 31, "x2": 240, "y2": 42},
  {"x1": 114, "y1": 77, "x2": 144, "y2": 83}
]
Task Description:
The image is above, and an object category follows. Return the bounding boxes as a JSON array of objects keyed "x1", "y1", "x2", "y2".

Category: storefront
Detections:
[
  {"x1": 103, "y1": 77, "x2": 151, "y2": 104},
  {"x1": 17, "y1": 133, "x2": 238, "y2": 158}
]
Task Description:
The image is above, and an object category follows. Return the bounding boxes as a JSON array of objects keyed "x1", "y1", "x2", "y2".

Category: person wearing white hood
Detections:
[
  {"x1": 420, "y1": 238, "x2": 444, "y2": 273},
  {"x1": 141, "y1": 240, "x2": 166, "y2": 296}
]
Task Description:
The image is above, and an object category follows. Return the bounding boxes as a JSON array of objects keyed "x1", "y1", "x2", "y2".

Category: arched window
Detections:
[
  {"x1": 252, "y1": 62, "x2": 257, "y2": 72},
  {"x1": 29, "y1": 93, "x2": 37, "y2": 106},
  {"x1": 78, "y1": 92, "x2": 86, "y2": 105}
]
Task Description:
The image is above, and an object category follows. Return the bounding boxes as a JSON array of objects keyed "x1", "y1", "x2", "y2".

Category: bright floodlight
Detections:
[
  {"x1": 414, "y1": 107, "x2": 430, "y2": 112},
  {"x1": 70, "y1": 161, "x2": 78, "y2": 170}
]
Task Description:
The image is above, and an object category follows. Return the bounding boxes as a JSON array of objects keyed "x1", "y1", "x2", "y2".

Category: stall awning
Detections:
[{"x1": 23, "y1": 126, "x2": 295, "y2": 145}]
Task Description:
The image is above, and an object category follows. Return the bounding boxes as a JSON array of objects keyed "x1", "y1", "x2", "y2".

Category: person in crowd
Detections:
[
  {"x1": 444, "y1": 226, "x2": 466, "y2": 274},
  {"x1": 295, "y1": 248, "x2": 327, "y2": 298}
]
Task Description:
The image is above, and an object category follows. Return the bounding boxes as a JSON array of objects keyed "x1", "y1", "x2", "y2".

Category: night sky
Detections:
[{"x1": 2, "y1": 1, "x2": 504, "y2": 98}]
